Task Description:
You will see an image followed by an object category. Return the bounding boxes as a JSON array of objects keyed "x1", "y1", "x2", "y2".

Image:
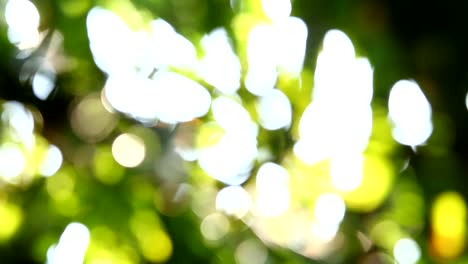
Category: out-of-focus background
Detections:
[{"x1": 1, "y1": 0, "x2": 468, "y2": 263}]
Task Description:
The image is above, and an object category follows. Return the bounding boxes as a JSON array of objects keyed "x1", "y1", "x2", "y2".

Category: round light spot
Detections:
[
  {"x1": 2, "y1": 101, "x2": 35, "y2": 147},
  {"x1": 235, "y1": 239, "x2": 268, "y2": 264},
  {"x1": 38, "y1": 144, "x2": 63, "y2": 177},
  {"x1": 70, "y1": 93, "x2": 118, "y2": 143},
  {"x1": 216, "y1": 186, "x2": 252, "y2": 218},
  {"x1": 200, "y1": 213, "x2": 230, "y2": 241},
  {"x1": 5, "y1": 0, "x2": 41, "y2": 48},
  {"x1": 32, "y1": 68, "x2": 56, "y2": 101},
  {"x1": 48, "y1": 222, "x2": 90, "y2": 264},
  {"x1": 388, "y1": 80, "x2": 432, "y2": 147},
  {"x1": 257, "y1": 89, "x2": 292, "y2": 130},
  {"x1": 322, "y1": 29, "x2": 355, "y2": 59},
  {"x1": 0, "y1": 202, "x2": 22, "y2": 241},
  {"x1": 5, "y1": 0, "x2": 40, "y2": 29},
  {"x1": 198, "y1": 97, "x2": 258, "y2": 185},
  {"x1": 0, "y1": 143, "x2": 26, "y2": 182},
  {"x1": 314, "y1": 193, "x2": 346, "y2": 225},
  {"x1": 393, "y1": 238, "x2": 421, "y2": 264},
  {"x1": 129, "y1": 210, "x2": 172, "y2": 262},
  {"x1": 112, "y1": 133, "x2": 146, "y2": 168},
  {"x1": 431, "y1": 191, "x2": 466, "y2": 258}
]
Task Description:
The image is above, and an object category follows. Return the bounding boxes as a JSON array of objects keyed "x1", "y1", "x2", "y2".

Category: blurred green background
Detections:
[{"x1": 1, "y1": 0, "x2": 468, "y2": 263}]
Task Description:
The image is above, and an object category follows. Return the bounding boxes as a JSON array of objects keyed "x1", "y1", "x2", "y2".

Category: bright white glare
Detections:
[
  {"x1": 245, "y1": 25, "x2": 278, "y2": 96},
  {"x1": 33, "y1": 65, "x2": 56, "y2": 100},
  {"x1": 112, "y1": 133, "x2": 146, "y2": 168},
  {"x1": 235, "y1": 239, "x2": 268, "y2": 264},
  {"x1": 388, "y1": 80, "x2": 432, "y2": 147},
  {"x1": 198, "y1": 132, "x2": 257, "y2": 185},
  {"x1": 309, "y1": 193, "x2": 345, "y2": 243},
  {"x1": 313, "y1": 31, "x2": 364, "y2": 106},
  {"x1": 47, "y1": 222, "x2": 90, "y2": 264},
  {"x1": 294, "y1": 103, "x2": 336, "y2": 164},
  {"x1": 1, "y1": 101, "x2": 35, "y2": 149},
  {"x1": 393, "y1": 238, "x2": 421, "y2": 264},
  {"x1": 86, "y1": 7, "x2": 135, "y2": 74},
  {"x1": 0, "y1": 143, "x2": 26, "y2": 182},
  {"x1": 88, "y1": 10, "x2": 198, "y2": 75},
  {"x1": 2, "y1": 101, "x2": 34, "y2": 134},
  {"x1": 198, "y1": 97, "x2": 258, "y2": 184},
  {"x1": 466, "y1": 92, "x2": 468, "y2": 111},
  {"x1": 342, "y1": 106, "x2": 373, "y2": 151},
  {"x1": 322, "y1": 29, "x2": 355, "y2": 60},
  {"x1": 255, "y1": 162, "x2": 290, "y2": 217},
  {"x1": 200, "y1": 213, "x2": 230, "y2": 241},
  {"x1": 212, "y1": 97, "x2": 252, "y2": 131},
  {"x1": 33, "y1": 72, "x2": 55, "y2": 100},
  {"x1": 314, "y1": 193, "x2": 346, "y2": 226},
  {"x1": 38, "y1": 145, "x2": 63, "y2": 177},
  {"x1": 261, "y1": 0, "x2": 291, "y2": 21},
  {"x1": 147, "y1": 19, "x2": 198, "y2": 71},
  {"x1": 309, "y1": 220, "x2": 340, "y2": 243},
  {"x1": 256, "y1": 162, "x2": 289, "y2": 192},
  {"x1": 5, "y1": 0, "x2": 40, "y2": 30},
  {"x1": 104, "y1": 73, "x2": 155, "y2": 121},
  {"x1": 199, "y1": 28, "x2": 241, "y2": 95},
  {"x1": 5, "y1": 0, "x2": 41, "y2": 49},
  {"x1": 330, "y1": 152, "x2": 363, "y2": 191},
  {"x1": 7, "y1": 27, "x2": 41, "y2": 51},
  {"x1": 274, "y1": 17, "x2": 308, "y2": 76},
  {"x1": 293, "y1": 140, "x2": 326, "y2": 165},
  {"x1": 257, "y1": 89, "x2": 292, "y2": 130},
  {"x1": 313, "y1": 53, "x2": 371, "y2": 106},
  {"x1": 245, "y1": 18, "x2": 308, "y2": 93},
  {"x1": 350, "y1": 58, "x2": 374, "y2": 105},
  {"x1": 295, "y1": 30, "x2": 374, "y2": 167},
  {"x1": 105, "y1": 71, "x2": 211, "y2": 124},
  {"x1": 151, "y1": 71, "x2": 211, "y2": 123},
  {"x1": 216, "y1": 186, "x2": 252, "y2": 218}
]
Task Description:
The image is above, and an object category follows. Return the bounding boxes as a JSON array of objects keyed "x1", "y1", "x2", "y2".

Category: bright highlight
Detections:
[
  {"x1": 431, "y1": 191, "x2": 466, "y2": 259},
  {"x1": 47, "y1": 222, "x2": 90, "y2": 264},
  {"x1": 255, "y1": 162, "x2": 290, "y2": 217},
  {"x1": 388, "y1": 80, "x2": 432, "y2": 147},
  {"x1": 5, "y1": 0, "x2": 41, "y2": 49},
  {"x1": 112, "y1": 133, "x2": 146, "y2": 168},
  {"x1": 216, "y1": 186, "x2": 252, "y2": 219},
  {"x1": 393, "y1": 238, "x2": 421, "y2": 264}
]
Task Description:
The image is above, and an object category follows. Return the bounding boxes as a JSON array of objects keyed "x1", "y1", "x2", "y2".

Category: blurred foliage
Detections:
[{"x1": 1, "y1": 0, "x2": 468, "y2": 263}]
